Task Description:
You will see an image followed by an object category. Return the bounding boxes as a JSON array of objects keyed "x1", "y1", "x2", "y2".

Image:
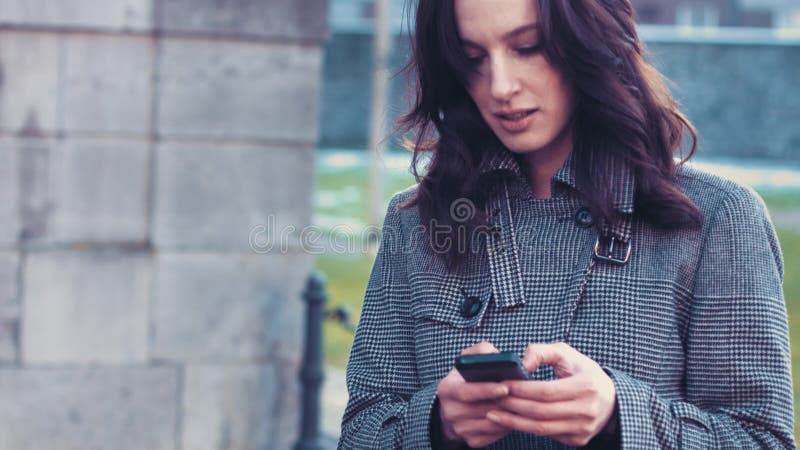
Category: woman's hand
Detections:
[
  {"x1": 436, "y1": 341, "x2": 513, "y2": 448},
  {"x1": 486, "y1": 342, "x2": 617, "y2": 447}
]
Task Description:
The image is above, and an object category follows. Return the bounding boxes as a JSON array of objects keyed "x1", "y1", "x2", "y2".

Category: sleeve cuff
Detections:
[
  {"x1": 402, "y1": 382, "x2": 440, "y2": 450},
  {"x1": 430, "y1": 397, "x2": 471, "y2": 450},
  {"x1": 602, "y1": 367, "x2": 660, "y2": 449}
]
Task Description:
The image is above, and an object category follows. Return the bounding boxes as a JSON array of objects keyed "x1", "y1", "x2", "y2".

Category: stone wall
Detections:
[
  {"x1": 320, "y1": 30, "x2": 800, "y2": 161},
  {"x1": 0, "y1": 1, "x2": 325, "y2": 449}
]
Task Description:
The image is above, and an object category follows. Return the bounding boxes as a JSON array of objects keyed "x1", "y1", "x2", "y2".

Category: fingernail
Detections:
[
  {"x1": 487, "y1": 412, "x2": 501, "y2": 422},
  {"x1": 497, "y1": 386, "x2": 509, "y2": 396}
]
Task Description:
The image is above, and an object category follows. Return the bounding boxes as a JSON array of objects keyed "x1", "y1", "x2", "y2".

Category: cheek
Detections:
[
  {"x1": 561, "y1": 86, "x2": 578, "y2": 119},
  {"x1": 471, "y1": 87, "x2": 499, "y2": 125},
  {"x1": 465, "y1": 73, "x2": 492, "y2": 102},
  {"x1": 547, "y1": 76, "x2": 576, "y2": 118}
]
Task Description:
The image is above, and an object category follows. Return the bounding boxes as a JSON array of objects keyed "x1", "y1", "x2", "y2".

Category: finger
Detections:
[
  {"x1": 452, "y1": 418, "x2": 511, "y2": 438},
  {"x1": 486, "y1": 410, "x2": 580, "y2": 437},
  {"x1": 503, "y1": 374, "x2": 590, "y2": 402},
  {"x1": 522, "y1": 342, "x2": 577, "y2": 374},
  {"x1": 551, "y1": 434, "x2": 591, "y2": 448},
  {"x1": 461, "y1": 341, "x2": 500, "y2": 356},
  {"x1": 496, "y1": 396, "x2": 592, "y2": 421},
  {"x1": 462, "y1": 429, "x2": 512, "y2": 450},
  {"x1": 438, "y1": 370, "x2": 509, "y2": 406},
  {"x1": 453, "y1": 419, "x2": 512, "y2": 449},
  {"x1": 445, "y1": 398, "x2": 512, "y2": 422},
  {"x1": 453, "y1": 382, "x2": 509, "y2": 403}
]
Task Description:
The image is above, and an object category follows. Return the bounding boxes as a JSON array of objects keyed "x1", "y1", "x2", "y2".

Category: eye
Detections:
[
  {"x1": 516, "y1": 45, "x2": 542, "y2": 56},
  {"x1": 465, "y1": 54, "x2": 485, "y2": 66}
]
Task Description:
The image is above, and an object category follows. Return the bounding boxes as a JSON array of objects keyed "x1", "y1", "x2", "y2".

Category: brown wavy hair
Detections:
[{"x1": 397, "y1": 0, "x2": 702, "y2": 270}]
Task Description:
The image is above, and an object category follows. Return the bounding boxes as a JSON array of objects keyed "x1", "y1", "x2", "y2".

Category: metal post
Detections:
[
  {"x1": 368, "y1": 0, "x2": 393, "y2": 232},
  {"x1": 294, "y1": 271, "x2": 328, "y2": 450}
]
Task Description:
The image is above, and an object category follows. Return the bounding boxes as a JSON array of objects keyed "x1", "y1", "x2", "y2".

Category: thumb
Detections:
[{"x1": 522, "y1": 342, "x2": 576, "y2": 376}]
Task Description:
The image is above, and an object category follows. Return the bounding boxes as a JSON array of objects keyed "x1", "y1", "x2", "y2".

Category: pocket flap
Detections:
[
  {"x1": 670, "y1": 402, "x2": 711, "y2": 431},
  {"x1": 409, "y1": 273, "x2": 492, "y2": 329}
]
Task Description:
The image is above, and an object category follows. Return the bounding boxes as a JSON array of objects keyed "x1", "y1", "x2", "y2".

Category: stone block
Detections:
[
  {"x1": 1, "y1": 136, "x2": 150, "y2": 244},
  {"x1": 0, "y1": 252, "x2": 20, "y2": 362},
  {"x1": 0, "y1": 367, "x2": 178, "y2": 450},
  {"x1": 22, "y1": 251, "x2": 151, "y2": 364},
  {"x1": 152, "y1": 252, "x2": 312, "y2": 362},
  {"x1": 0, "y1": 0, "x2": 152, "y2": 31},
  {"x1": 0, "y1": 139, "x2": 21, "y2": 247},
  {"x1": 0, "y1": 31, "x2": 60, "y2": 135},
  {"x1": 45, "y1": 137, "x2": 150, "y2": 243},
  {"x1": 157, "y1": 39, "x2": 322, "y2": 143},
  {"x1": 0, "y1": 320, "x2": 18, "y2": 362},
  {"x1": 153, "y1": 142, "x2": 313, "y2": 251},
  {"x1": 182, "y1": 363, "x2": 300, "y2": 450},
  {"x1": 158, "y1": 0, "x2": 327, "y2": 41},
  {"x1": 0, "y1": 136, "x2": 55, "y2": 242},
  {"x1": 0, "y1": 252, "x2": 20, "y2": 318},
  {"x1": 62, "y1": 34, "x2": 153, "y2": 135}
]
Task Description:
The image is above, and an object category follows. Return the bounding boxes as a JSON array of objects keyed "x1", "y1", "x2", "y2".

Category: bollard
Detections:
[
  {"x1": 294, "y1": 271, "x2": 328, "y2": 450},
  {"x1": 327, "y1": 305, "x2": 356, "y2": 334}
]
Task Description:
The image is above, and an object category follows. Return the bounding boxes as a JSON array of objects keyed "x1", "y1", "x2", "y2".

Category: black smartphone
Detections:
[{"x1": 455, "y1": 352, "x2": 530, "y2": 382}]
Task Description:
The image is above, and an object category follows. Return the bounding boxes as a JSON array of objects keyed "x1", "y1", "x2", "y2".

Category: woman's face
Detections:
[{"x1": 454, "y1": 0, "x2": 577, "y2": 161}]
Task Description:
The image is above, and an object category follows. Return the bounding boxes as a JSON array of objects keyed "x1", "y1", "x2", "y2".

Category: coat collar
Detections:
[
  {"x1": 478, "y1": 147, "x2": 637, "y2": 309},
  {"x1": 477, "y1": 146, "x2": 636, "y2": 215}
]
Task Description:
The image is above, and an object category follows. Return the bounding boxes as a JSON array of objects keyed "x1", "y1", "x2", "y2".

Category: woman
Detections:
[{"x1": 338, "y1": 0, "x2": 795, "y2": 448}]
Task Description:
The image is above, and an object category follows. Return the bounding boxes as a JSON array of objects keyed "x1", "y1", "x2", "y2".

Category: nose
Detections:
[{"x1": 490, "y1": 56, "x2": 521, "y2": 102}]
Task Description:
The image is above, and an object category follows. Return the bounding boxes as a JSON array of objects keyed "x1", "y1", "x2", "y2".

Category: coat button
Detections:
[
  {"x1": 461, "y1": 296, "x2": 483, "y2": 318},
  {"x1": 575, "y1": 207, "x2": 593, "y2": 228}
]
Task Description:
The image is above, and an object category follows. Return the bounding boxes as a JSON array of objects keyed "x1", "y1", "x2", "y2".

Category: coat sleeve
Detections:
[
  {"x1": 337, "y1": 193, "x2": 439, "y2": 450},
  {"x1": 605, "y1": 186, "x2": 796, "y2": 449}
]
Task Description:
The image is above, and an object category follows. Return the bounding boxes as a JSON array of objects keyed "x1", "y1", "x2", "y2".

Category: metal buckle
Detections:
[{"x1": 594, "y1": 236, "x2": 631, "y2": 265}]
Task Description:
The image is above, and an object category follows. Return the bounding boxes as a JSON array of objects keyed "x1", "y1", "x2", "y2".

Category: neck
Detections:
[{"x1": 523, "y1": 132, "x2": 573, "y2": 200}]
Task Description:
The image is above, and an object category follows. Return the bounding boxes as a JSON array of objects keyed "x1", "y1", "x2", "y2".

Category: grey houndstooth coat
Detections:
[{"x1": 338, "y1": 149, "x2": 796, "y2": 449}]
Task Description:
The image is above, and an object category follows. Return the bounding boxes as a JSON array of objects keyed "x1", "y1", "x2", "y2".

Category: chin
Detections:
[{"x1": 497, "y1": 135, "x2": 548, "y2": 155}]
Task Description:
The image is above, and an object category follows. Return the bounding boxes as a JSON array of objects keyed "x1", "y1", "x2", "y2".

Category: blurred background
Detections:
[{"x1": 0, "y1": 0, "x2": 797, "y2": 449}]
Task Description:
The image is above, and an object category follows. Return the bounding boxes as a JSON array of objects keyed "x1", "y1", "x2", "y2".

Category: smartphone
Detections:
[{"x1": 455, "y1": 352, "x2": 530, "y2": 382}]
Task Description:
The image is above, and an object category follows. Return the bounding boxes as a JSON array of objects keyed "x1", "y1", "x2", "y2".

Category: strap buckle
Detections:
[{"x1": 594, "y1": 236, "x2": 631, "y2": 265}]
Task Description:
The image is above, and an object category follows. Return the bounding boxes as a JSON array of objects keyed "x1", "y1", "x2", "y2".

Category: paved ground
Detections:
[{"x1": 322, "y1": 366, "x2": 348, "y2": 442}]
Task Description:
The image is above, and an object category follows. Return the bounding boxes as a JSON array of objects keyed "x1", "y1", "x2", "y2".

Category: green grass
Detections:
[
  {"x1": 762, "y1": 180, "x2": 799, "y2": 444},
  {"x1": 315, "y1": 160, "x2": 416, "y2": 367},
  {"x1": 760, "y1": 190, "x2": 800, "y2": 210},
  {"x1": 315, "y1": 167, "x2": 417, "y2": 227},
  {"x1": 317, "y1": 255, "x2": 375, "y2": 368},
  {"x1": 776, "y1": 228, "x2": 800, "y2": 442}
]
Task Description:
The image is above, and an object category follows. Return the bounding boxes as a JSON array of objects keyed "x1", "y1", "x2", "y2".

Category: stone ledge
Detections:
[
  {"x1": 0, "y1": 366, "x2": 178, "y2": 450},
  {"x1": 157, "y1": 0, "x2": 328, "y2": 42},
  {"x1": 0, "y1": 0, "x2": 152, "y2": 31},
  {"x1": 182, "y1": 363, "x2": 300, "y2": 450}
]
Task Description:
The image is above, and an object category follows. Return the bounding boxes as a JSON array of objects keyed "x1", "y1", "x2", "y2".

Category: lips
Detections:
[
  {"x1": 494, "y1": 109, "x2": 537, "y2": 120},
  {"x1": 494, "y1": 108, "x2": 538, "y2": 133}
]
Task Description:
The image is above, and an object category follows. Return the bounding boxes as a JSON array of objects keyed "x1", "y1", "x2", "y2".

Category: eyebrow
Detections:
[{"x1": 460, "y1": 23, "x2": 540, "y2": 48}]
